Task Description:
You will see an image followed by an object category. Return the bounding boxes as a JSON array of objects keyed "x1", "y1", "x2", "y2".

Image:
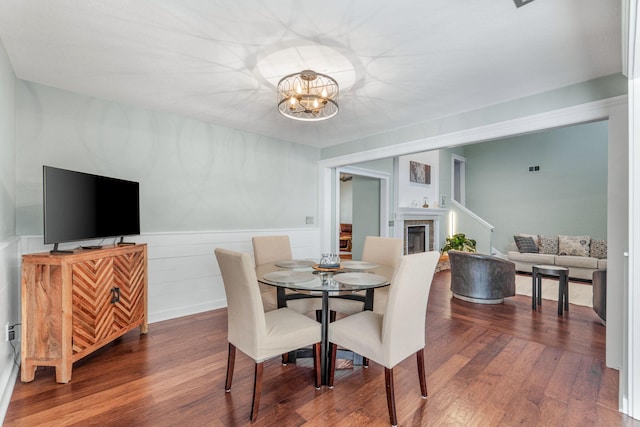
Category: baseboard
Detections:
[
  {"x1": 148, "y1": 298, "x2": 227, "y2": 324},
  {"x1": 0, "y1": 352, "x2": 20, "y2": 425}
]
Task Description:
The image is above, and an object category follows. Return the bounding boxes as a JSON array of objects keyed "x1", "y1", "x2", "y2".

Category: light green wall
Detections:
[
  {"x1": 437, "y1": 146, "x2": 465, "y2": 246},
  {"x1": 321, "y1": 74, "x2": 626, "y2": 159},
  {"x1": 351, "y1": 175, "x2": 380, "y2": 260},
  {"x1": 463, "y1": 120, "x2": 608, "y2": 253},
  {"x1": 351, "y1": 157, "x2": 394, "y2": 225},
  {"x1": 15, "y1": 81, "x2": 320, "y2": 235},
  {"x1": 0, "y1": 39, "x2": 15, "y2": 242}
]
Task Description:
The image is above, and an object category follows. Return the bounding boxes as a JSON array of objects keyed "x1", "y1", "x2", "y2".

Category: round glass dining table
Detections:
[{"x1": 256, "y1": 261, "x2": 393, "y2": 386}]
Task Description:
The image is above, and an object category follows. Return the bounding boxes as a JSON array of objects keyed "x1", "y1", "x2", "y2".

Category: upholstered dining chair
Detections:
[
  {"x1": 330, "y1": 236, "x2": 404, "y2": 315},
  {"x1": 215, "y1": 248, "x2": 321, "y2": 422},
  {"x1": 251, "y1": 235, "x2": 292, "y2": 312},
  {"x1": 363, "y1": 236, "x2": 403, "y2": 314},
  {"x1": 328, "y1": 251, "x2": 440, "y2": 426},
  {"x1": 251, "y1": 235, "x2": 321, "y2": 315}
]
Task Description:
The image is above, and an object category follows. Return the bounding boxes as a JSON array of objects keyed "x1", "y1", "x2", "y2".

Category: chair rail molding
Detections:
[{"x1": 19, "y1": 228, "x2": 321, "y2": 324}]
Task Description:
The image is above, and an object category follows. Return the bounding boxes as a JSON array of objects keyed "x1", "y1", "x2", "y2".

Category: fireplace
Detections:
[
  {"x1": 395, "y1": 207, "x2": 447, "y2": 255},
  {"x1": 406, "y1": 224, "x2": 427, "y2": 254},
  {"x1": 403, "y1": 220, "x2": 434, "y2": 254}
]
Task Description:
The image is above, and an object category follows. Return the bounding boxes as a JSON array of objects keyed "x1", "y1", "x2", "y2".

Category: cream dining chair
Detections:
[
  {"x1": 251, "y1": 235, "x2": 292, "y2": 312},
  {"x1": 215, "y1": 248, "x2": 321, "y2": 422},
  {"x1": 328, "y1": 251, "x2": 440, "y2": 426},
  {"x1": 251, "y1": 235, "x2": 322, "y2": 314},
  {"x1": 362, "y1": 236, "x2": 403, "y2": 314},
  {"x1": 329, "y1": 236, "x2": 403, "y2": 315}
]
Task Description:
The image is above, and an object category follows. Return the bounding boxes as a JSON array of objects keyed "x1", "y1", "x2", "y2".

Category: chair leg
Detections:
[
  {"x1": 313, "y1": 343, "x2": 321, "y2": 389},
  {"x1": 328, "y1": 343, "x2": 338, "y2": 388},
  {"x1": 363, "y1": 357, "x2": 369, "y2": 368},
  {"x1": 385, "y1": 367, "x2": 398, "y2": 426},
  {"x1": 416, "y1": 348, "x2": 428, "y2": 398},
  {"x1": 250, "y1": 362, "x2": 264, "y2": 422},
  {"x1": 225, "y1": 343, "x2": 236, "y2": 392}
]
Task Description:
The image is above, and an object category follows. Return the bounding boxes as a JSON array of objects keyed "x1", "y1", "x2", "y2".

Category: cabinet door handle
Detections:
[{"x1": 111, "y1": 287, "x2": 121, "y2": 304}]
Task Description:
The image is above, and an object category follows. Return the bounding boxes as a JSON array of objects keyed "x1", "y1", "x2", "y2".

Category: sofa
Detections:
[
  {"x1": 507, "y1": 234, "x2": 607, "y2": 281},
  {"x1": 592, "y1": 269, "x2": 607, "y2": 324},
  {"x1": 449, "y1": 250, "x2": 516, "y2": 304}
]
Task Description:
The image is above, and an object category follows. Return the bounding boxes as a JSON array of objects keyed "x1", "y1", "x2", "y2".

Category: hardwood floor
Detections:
[{"x1": 5, "y1": 271, "x2": 640, "y2": 426}]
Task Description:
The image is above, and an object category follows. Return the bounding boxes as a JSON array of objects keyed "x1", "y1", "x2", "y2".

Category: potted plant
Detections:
[{"x1": 441, "y1": 233, "x2": 476, "y2": 254}]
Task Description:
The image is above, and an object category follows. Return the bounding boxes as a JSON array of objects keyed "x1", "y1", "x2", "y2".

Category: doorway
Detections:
[
  {"x1": 336, "y1": 167, "x2": 390, "y2": 260},
  {"x1": 452, "y1": 154, "x2": 466, "y2": 205}
]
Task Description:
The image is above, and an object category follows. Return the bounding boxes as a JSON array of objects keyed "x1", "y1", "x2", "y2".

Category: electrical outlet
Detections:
[{"x1": 5, "y1": 323, "x2": 15, "y2": 341}]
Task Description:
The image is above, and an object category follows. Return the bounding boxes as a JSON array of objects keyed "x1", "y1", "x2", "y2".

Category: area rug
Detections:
[{"x1": 514, "y1": 274, "x2": 593, "y2": 308}]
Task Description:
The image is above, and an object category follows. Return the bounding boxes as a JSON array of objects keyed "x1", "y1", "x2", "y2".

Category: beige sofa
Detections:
[{"x1": 507, "y1": 234, "x2": 607, "y2": 281}]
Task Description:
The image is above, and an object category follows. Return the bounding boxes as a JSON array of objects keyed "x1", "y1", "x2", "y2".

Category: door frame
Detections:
[
  {"x1": 334, "y1": 166, "x2": 390, "y2": 253},
  {"x1": 451, "y1": 154, "x2": 466, "y2": 205}
]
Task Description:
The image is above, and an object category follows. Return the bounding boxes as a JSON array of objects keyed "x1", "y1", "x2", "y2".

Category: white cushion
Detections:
[
  {"x1": 555, "y1": 255, "x2": 598, "y2": 269},
  {"x1": 258, "y1": 308, "x2": 321, "y2": 361},
  {"x1": 507, "y1": 251, "x2": 555, "y2": 264},
  {"x1": 329, "y1": 311, "x2": 385, "y2": 365},
  {"x1": 558, "y1": 235, "x2": 591, "y2": 257}
]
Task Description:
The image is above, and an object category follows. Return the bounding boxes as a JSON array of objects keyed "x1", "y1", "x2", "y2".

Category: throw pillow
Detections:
[
  {"x1": 558, "y1": 235, "x2": 591, "y2": 257},
  {"x1": 590, "y1": 239, "x2": 607, "y2": 259},
  {"x1": 517, "y1": 233, "x2": 539, "y2": 245},
  {"x1": 538, "y1": 235, "x2": 559, "y2": 255},
  {"x1": 514, "y1": 235, "x2": 538, "y2": 253}
]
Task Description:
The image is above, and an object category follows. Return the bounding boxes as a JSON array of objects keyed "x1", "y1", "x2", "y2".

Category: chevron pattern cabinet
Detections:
[{"x1": 21, "y1": 244, "x2": 147, "y2": 383}]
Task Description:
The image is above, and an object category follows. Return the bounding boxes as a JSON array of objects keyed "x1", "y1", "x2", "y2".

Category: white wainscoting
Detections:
[
  {"x1": 0, "y1": 237, "x2": 21, "y2": 424},
  {"x1": 20, "y1": 228, "x2": 321, "y2": 324},
  {"x1": 1, "y1": 228, "x2": 319, "y2": 422}
]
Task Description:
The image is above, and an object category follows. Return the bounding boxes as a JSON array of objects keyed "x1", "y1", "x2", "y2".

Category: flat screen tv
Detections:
[{"x1": 43, "y1": 166, "x2": 140, "y2": 252}]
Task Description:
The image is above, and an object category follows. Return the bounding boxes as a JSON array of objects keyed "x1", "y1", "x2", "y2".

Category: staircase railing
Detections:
[{"x1": 448, "y1": 200, "x2": 494, "y2": 254}]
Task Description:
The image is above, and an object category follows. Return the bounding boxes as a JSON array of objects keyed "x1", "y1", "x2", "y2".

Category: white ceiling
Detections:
[{"x1": 0, "y1": 0, "x2": 622, "y2": 148}]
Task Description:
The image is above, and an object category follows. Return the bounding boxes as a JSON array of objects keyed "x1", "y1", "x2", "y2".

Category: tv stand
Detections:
[
  {"x1": 21, "y1": 244, "x2": 148, "y2": 383},
  {"x1": 81, "y1": 245, "x2": 103, "y2": 250}
]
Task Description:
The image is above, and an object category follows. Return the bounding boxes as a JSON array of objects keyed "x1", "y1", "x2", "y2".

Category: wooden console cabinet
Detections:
[{"x1": 21, "y1": 244, "x2": 147, "y2": 383}]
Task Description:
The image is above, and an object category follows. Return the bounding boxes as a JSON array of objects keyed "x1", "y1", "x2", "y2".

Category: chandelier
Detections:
[{"x1": 277, "y1": 70, "x2": 339, "y2": 121}]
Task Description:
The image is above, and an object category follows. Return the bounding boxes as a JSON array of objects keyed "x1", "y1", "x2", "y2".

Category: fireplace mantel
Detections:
[{"x1": 395, "y1": 207, "x2": 448, "y2": 220}]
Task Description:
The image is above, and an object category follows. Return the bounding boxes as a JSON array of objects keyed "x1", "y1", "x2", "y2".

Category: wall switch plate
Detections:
[{"x1": 305, "y1": 216, "x2": 314, "y2": 224}]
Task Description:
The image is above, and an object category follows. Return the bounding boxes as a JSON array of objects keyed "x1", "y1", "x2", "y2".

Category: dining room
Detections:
[
  {"x1": 2, "y1": 2, "x2": 640, "y2": 425},
  {"x1": 5, "y1": 233, "x2": 629, "y2": 425}
]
